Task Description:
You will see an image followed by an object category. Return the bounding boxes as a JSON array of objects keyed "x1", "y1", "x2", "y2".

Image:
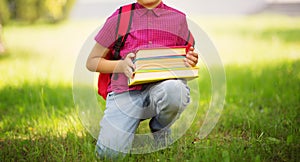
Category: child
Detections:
[{"x1": 86, "y1": 0, "x2": 198, "y2": 159}]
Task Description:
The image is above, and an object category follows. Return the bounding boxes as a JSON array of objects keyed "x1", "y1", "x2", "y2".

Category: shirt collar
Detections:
[{"x1": 135, "y1": 2, "x2": 166, "y2": 17}]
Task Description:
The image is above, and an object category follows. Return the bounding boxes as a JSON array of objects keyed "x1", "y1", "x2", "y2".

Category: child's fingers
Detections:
[
  {"x1": 187, "y1": 53, "x2": 198, "y2": 62},
  {"x1": 185, "y1": 52, "x2": 198, "y2": 67},
  {"x1": 184, "y1": 58, "x2": 196, "y2": 67},
  {"x1": 125, "y1": 53, "x2": 136, "y2": 69},
  {"x1": 123, "y1": 66, "x2": 134, "y2": 78},
  {"x1": 125, "y1": 66, "x2": 134, "y2": 78},
  {"x1": 188, "y1": 46, "x2": 195, "y2": 52},
  {"x1": 126, "y1": 53, "x2": 135, "y2": 59},
  {"x1": 123, "y1": 53, "x2": 136, "y2": 78},
  {"x1": 188, "y1": 49, "x2": 198, "y2": 58},
  {"x1": 186, "y1": 47, "x2": 199, "y2": 66},
  {"x1": 127, "y1": 59, "x2": 136, "y2": 71}
]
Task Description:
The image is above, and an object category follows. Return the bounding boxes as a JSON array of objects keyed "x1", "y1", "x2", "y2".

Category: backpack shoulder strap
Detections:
[
  {"x1": 113, "y1": 3, "x2": 135, "y2": 59},
  {"x1": 185, "y1": 30, "x2": 195, "y2": 48}
]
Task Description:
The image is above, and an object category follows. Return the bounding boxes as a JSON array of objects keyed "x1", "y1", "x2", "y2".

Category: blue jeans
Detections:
[{"x1": 96, "y1": 79, "x2": 190, "y2": 159}]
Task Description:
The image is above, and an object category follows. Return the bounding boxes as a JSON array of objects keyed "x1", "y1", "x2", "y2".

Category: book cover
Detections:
[
  {"x1": 134, "y1": 56, "x2": 186, "y2": 70},
  {"x1": 135, "y1": 46, "x2": 188, "y2": 59},
  {"x1": 128, "y1": 46, "x2": 199, "y2": 86},
  {"x1": 128, "y1": 67, "x2": 199, "y2": 86}
]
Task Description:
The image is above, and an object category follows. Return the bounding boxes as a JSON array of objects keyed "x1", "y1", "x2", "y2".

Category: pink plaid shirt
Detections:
[{"x1": 95, "y1": 2, "x2": 190, "y2": 94}]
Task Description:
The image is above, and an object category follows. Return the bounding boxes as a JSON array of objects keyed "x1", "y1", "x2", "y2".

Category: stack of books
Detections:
[{"x1": 128, "y1": 46, "x2": 199, "y2": 86}]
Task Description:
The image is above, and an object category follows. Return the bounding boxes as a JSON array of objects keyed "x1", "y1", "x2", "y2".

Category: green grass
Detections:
[{"x1": 0, "y1": 15, "x2": 300, "y2": 161}]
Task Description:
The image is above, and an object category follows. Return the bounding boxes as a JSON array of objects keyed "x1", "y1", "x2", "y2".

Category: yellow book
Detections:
[
  {"x1": 135, "y1": 46, "x2": 187, "y2": 59},
  {"x1": 128, "y1": 46, "x2": 199, "y2": 86},
  {"x1": 135, "y1": 56, "x2": 186, "y2": 70},
  {"x1": 128, "y1": 67, "x2": 199, "y2": 86}
]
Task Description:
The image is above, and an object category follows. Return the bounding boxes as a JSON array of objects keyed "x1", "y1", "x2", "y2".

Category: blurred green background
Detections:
[
  {"x1": 0, "y1": 0, "x2": 76, "y2": 24},
  {"x1": 0, "y1": 0, "x2": 299, "y2": 161}
]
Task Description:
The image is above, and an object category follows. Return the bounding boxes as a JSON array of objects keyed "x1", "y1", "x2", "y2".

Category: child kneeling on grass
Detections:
[{"x1": 86, "y1": 0, "x2": 198, "y2": 159}]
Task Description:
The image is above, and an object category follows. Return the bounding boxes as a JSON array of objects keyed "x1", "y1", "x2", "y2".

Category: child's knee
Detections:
[{"x1": 160, "y1": 80, "x2": 190, "y2": 109}]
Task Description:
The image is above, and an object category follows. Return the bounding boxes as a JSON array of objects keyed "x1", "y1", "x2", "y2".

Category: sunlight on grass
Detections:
[
  {"x1": 1, "y1": 20, "x2": 103, "y2": 86},
  {"x1": 0, "y1": 14, "x2": 299, "y2": 161},
  {"x1": 193, "y1": 14, "x2": 300, "y2": 65}
]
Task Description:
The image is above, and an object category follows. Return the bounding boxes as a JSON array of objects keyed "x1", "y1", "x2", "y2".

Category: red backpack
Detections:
[
  {"x1": 97, "y1": 3, "x2": 135, "y2": 100},
  {"x1": 97, "y1": 3, "x2": 195, "y2": 100}
]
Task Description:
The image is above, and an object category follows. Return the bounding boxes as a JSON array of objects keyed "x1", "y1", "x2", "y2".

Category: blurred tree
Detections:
[
  {"x1": 2, "y1": 0, "x2": 76, "y2": 24},
  {"x1": 41, "y1": 0, "x2": 76, "y2": 23},
  {"x1": 0, "y1": 24, "x2": 4, "y2": 53},
  {"x1": 14, "y1": 0, "x2": 40, "y2": 23},
  {"x1": 0, "y1": 0, "x2": 10, "y2": 25},
  {"x1": 0, "y1": 0, "x2": 76, "y2": 53},
  {"x1": 0, "y1": 0, "x2": 9, "y2": 53}
]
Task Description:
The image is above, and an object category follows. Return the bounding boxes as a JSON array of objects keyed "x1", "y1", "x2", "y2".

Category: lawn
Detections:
[{"x1": 0, "y1": 14, "x2": 299, "y2": 161}]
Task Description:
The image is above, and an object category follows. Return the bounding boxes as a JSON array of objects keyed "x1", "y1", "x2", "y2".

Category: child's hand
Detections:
[
  {"x1": 184, "y1": 47, "x2": 198, "y2": 67},
  {"x1": 119, "y1": 53, "x2": 136, "y2": 78}
]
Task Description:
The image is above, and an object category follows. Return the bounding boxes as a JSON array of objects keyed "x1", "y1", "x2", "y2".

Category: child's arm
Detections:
[{"x1": 86, "y1": 43, "x2": 135, "y2": 78}]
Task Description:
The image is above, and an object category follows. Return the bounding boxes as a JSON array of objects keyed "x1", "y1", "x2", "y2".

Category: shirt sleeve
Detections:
[
  {"x1": 177, "y1": 15, "x2": 191, "y2": 46},
  {"x1": 94, "y1": 10, "x2": 119, "y2": 49}
]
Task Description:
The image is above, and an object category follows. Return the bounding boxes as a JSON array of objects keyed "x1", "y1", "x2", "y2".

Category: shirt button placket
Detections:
[{"x1": 147, "y1": 12, "x2": 153, "y2": 46}]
